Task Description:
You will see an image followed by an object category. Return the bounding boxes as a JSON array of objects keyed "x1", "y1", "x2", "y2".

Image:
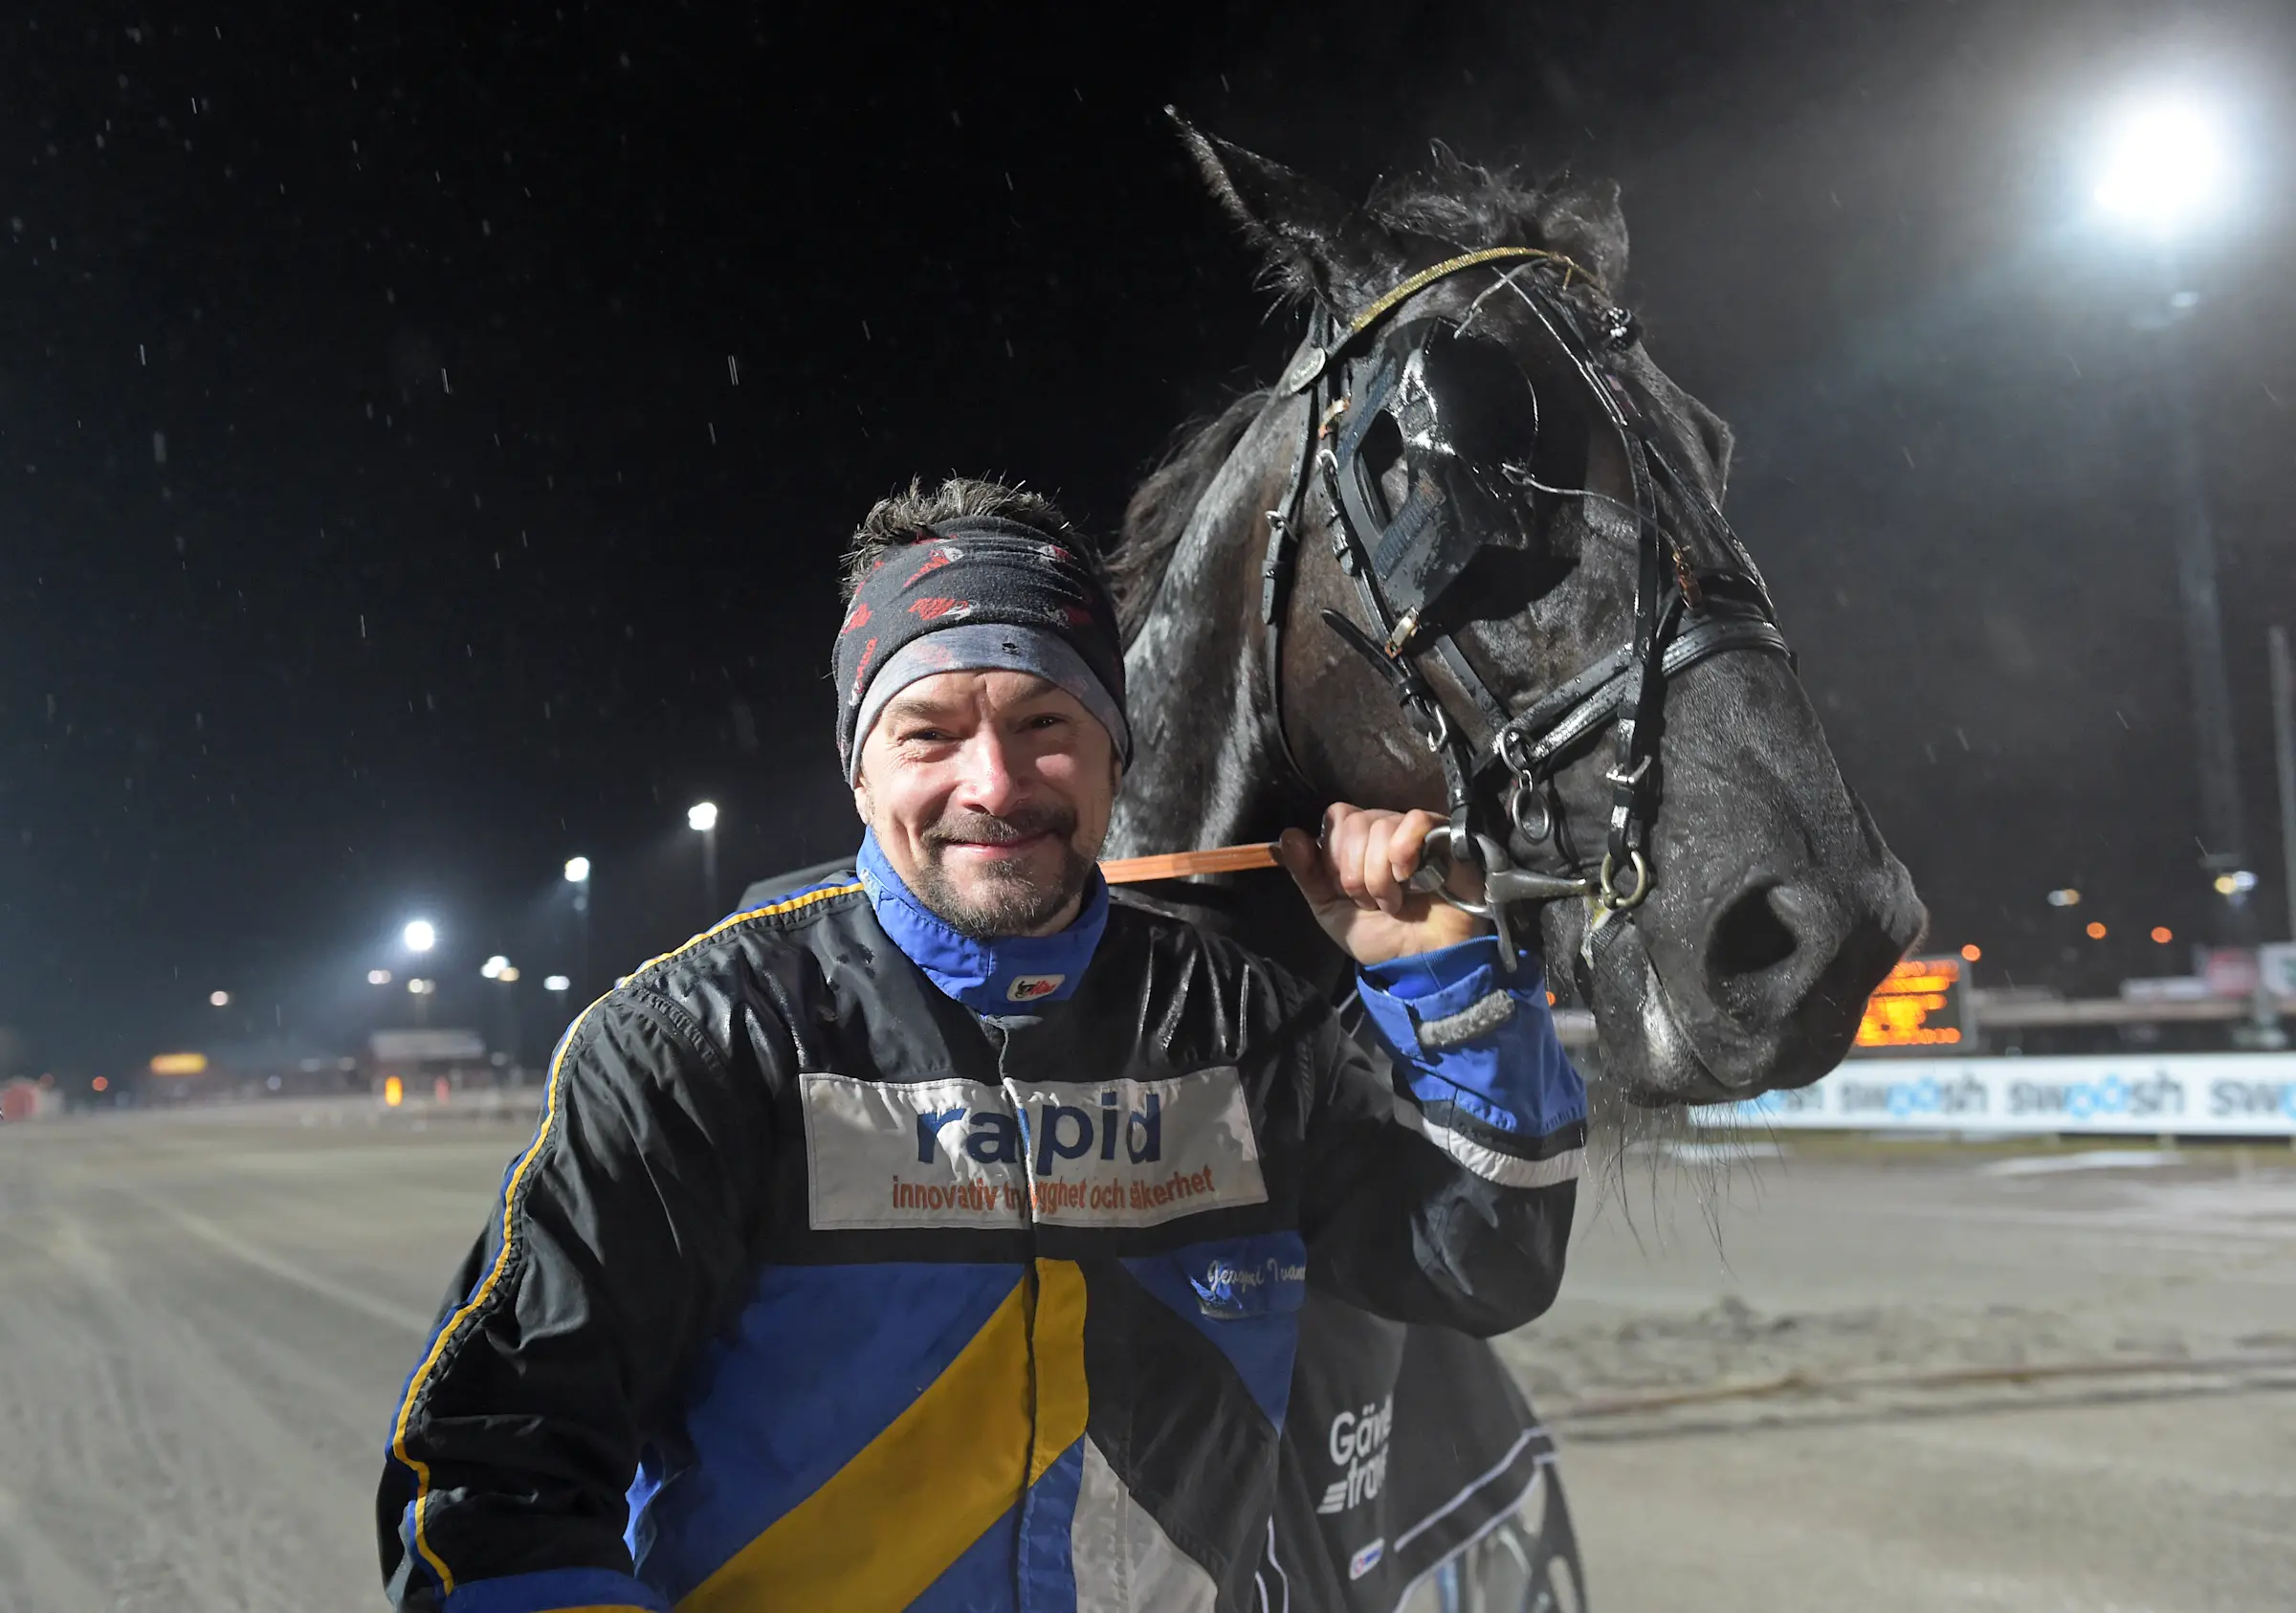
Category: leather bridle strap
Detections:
[
  {"x1": 1257, "y1": 305, "x2": 1333, "y2": 793},
  {"x1": 1253, "y1": 242, "x2": 1796, "y2": 942},
  {"x1": 1493, "y1": 610, "x2": 1792, "y2": 779}
]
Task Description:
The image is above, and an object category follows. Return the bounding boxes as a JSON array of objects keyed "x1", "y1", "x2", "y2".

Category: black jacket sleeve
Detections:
[
  {"x1": 377, "y1": 988, "x2": 772, "y2": 1612},
  {"x1": 1292, "y1": 941, "x2": 1585, "y2": 1337}
]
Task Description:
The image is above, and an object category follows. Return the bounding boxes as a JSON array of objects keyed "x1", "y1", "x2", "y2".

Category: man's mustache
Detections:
[{"x1": 922, "y1": 805, "x2": 1078, "y2": 851}]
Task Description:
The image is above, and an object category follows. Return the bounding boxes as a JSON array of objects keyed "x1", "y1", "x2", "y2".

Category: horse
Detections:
[{"x1": 1102, "y1": 118, "x2": 1925, "y2": 1609}]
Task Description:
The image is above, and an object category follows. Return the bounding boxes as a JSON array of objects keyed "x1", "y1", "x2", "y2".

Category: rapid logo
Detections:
[
  {"x1": 1347, "y1": 1539, "x2": 1385, "y2": 1581},
  {"x1": 1004, "y1": 973, "x2": 1065, "y2": 1004},
  {"x1": 799, "y1": 1067, "x2": 1267, "y2": 1230},
  {"x1": 1317, "y1": 1396, "x2": 1394, "y2": 1515}
]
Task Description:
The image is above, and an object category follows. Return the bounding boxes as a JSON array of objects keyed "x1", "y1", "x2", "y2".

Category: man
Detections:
[{"x1": 378, "y1": 477, "x2": 1586, "y2": 1613}]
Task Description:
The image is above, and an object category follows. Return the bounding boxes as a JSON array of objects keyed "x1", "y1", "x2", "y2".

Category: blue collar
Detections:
[{"x1": 854, "y1": 830, "x2": 1110, "y2": 1013}]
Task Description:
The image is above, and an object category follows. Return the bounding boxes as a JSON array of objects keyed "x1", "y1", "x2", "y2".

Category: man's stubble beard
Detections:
[{"x1": 913, "y1": 804, "x2": 1099, "y2": 939}]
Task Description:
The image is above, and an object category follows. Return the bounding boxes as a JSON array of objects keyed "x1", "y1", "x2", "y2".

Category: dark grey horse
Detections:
[{"x1": 1104, "y1": 121, "x2": 1924, "y2": 1608}]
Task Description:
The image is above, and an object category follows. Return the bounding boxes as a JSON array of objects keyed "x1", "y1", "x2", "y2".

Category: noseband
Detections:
[{"x1": 1258, "y1": 248, "x2": 1795, "y2": 968}]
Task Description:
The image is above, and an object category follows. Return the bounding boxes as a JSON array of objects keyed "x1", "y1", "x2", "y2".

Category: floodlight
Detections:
[
  {"x1": 404, "y1": 918, "x2": 437, "y2": 952},
  {"x1": 564, "y1": 856, "x2": 591, "y2": 884},
  {"x1": 2093, "y1": 94, "x2": 2233, "y2": 234},
  {"x1": 688, "y1": 801, "x2": 719, "y2": 833}
]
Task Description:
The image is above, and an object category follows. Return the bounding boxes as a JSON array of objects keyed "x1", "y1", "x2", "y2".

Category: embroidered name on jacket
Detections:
[{"x1": 799, "y1": 1066, "x2": 1268, "y2": 1230}]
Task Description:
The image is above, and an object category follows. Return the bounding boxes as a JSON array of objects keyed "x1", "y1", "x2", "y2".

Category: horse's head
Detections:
[{"x1": 1174, "y1": 123, "x2": 1923, "y2": 1104}]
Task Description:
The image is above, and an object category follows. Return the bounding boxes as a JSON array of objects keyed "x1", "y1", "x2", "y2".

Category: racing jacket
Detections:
[{"x1": 378, "y1": 832, "x2": 1586, "y2": 1613}]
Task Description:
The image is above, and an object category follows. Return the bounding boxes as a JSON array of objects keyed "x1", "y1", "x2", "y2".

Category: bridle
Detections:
[{"x1": 1257, "y1": 247, "x2": 1795, "y2": 971}]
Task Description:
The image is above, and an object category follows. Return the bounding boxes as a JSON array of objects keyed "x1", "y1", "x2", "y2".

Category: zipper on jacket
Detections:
[{"x1": 984, "y1": 1016, "x2": 1056, "y2": 1612}]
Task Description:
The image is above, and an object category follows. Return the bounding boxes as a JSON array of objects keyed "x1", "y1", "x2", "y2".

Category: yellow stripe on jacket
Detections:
[{"x1": 679, "y1": 1260, "x2": 1090, "y2": 1613}]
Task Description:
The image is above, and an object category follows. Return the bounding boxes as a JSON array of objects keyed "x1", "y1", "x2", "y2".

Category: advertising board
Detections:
[
  {"x1": 1688, "y1": 1053, "x2": 2296, "y2": 1136},
  {"x1": 369, "y1": 1029, "x2": 486, "y2": 1064}
]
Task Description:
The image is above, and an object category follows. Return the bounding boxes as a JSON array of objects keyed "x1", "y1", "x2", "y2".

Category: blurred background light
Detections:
[{"x1": 2092, "y1": 93, "x2": 2234, "y2": 235}]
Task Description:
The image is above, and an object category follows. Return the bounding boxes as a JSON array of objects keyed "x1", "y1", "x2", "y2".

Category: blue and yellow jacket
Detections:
[{"x1": 379, "y1": 838, "x2": 1584, "y2": 1612}]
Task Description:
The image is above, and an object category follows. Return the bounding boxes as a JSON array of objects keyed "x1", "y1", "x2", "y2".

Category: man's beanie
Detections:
[{"x1": 833, "y1": 517, "x2": 1131, "y2": 782}]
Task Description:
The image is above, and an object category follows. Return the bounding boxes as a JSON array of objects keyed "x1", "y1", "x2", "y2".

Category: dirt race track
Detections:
[{"x1": 2, "y1": 1103, "x2": 2291, "y2": 1612}]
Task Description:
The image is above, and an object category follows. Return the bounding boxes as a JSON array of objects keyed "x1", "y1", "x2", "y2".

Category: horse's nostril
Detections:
[{"x1": 1708, "y1": 882, "x2": 1799, "y2": 983}]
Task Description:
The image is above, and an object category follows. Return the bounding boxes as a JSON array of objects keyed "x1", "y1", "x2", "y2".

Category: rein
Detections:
[{"x1": 1257, "y1": 248, "x2": 1795, "y2": 970}]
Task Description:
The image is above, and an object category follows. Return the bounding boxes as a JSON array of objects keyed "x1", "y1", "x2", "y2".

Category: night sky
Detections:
[{"x1": 3, "y1": 1, "x2": 2291, "y2": 1079}]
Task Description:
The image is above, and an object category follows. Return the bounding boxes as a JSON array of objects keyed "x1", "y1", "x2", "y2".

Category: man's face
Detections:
[{"x1": 853, "y1": 669, "x2": 1119, "y2": 939}]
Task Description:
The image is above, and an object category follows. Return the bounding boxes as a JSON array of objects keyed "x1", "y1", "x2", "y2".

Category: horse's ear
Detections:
[
  {"x1": 1533, "y1": 177, "x2": 1630, "y2": 293},
  {"x1": 1167, "y1": 109, "x2": 1402, "y2": 310}
]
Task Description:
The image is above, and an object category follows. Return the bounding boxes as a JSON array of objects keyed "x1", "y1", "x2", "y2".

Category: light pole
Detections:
[
  {"x1": 688, "y1": 801, "x2": 720, "y2": 919},
  {"x1": 2092, "y1": 92, "x2": 2254, "y2": 941},
  {"x1": 563, "y1": 857, "x2": 591, "y2": 998}
]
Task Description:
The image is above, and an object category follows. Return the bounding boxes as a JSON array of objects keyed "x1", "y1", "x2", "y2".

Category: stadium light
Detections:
[
  {"x1": 2046, "y1": 888, "x2": 2082, "y2": 908},
  {"x1": 563, "y1": 856, "x2": 591, "y2": 884},
  {"x1": 687, "y1": 801, "x2": 719, "y2": 833},
  {"x1": 2092, "y1": 94, "x2": 2233, "y2": 236},
  {"x1": 497, "y1": 965, "x2": 519, "y2": 983},
  {"x1": 481, "y1": 955, "x2": 509, "y2": 980},
  {"x1": 367, "y1": 968, "x2": 393, "y2": 985},
  {"x1": 404, "y1": 918, "x2": 437, "y2": 953},
  {"x1": 543, "y1": 974, "x2": 571, "y2": 993},
  {"x1": 209, "y1": 989, "x2": 231, "y2": 1007}
]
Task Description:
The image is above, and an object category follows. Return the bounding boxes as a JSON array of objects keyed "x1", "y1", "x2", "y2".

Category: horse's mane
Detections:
[
  {"x1": 1111, "y1": 149, "x2": 1622, "y2": 639},
  {"x1": 1112, "y1": 388, "x2": 1268, "y2": 641}
]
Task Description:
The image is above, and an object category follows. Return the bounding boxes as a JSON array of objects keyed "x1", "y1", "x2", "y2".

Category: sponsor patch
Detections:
[
  {"x1": 1348, "y1": 1538, "x2": 1385, "y2": 1580},
  {"x1": 1005, "y1": 973, "x2": 1065, "y2": 1003},
  {"x1": 800, "y1": 1067, "x2": 1267, "y2": 1230},
  {"x1": 1317, "y1": 1396, "x2": 1393, "y2": 1514}
]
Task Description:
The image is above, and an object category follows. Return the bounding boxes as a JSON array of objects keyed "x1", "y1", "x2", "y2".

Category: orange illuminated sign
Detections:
[
  {"x1": 1854, "y1": 956, "x2": 1969, "y2": 1051},
  {"x1": 148, "y1": 1051, "x2": 210, "y2": 1076}
]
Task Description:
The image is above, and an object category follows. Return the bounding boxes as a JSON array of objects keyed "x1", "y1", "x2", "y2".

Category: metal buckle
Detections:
[
  {"x1": 1383, "y1": 608, "x2": 1421, "y2": 659},
  {"x1": 1603, "y1": 755, "x2": 1652, "y2": 789},
  {"x1": 1415, "y1": 700, "x2": 1451, "y2": 756}
]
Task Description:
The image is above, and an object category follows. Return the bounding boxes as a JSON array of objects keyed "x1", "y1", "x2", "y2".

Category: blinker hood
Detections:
[{"x1": 1329, "y1": 317, "x2": 1578, "y2": 629}]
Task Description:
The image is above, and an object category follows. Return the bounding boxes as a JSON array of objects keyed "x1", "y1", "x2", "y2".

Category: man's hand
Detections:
[{"x1": 1274, "y1": 805, "x2": 1488, "y2": 966}]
